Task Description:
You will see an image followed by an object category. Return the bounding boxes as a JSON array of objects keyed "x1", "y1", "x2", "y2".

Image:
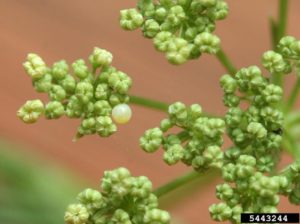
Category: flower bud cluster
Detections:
[
  {"x1": 220, "y1": 65, "x2": 284, "y2": 172},
  {"x1": 64, "y1": 167, "x2": 170, "y2": 224},
  {"x1": 17, "y1": 48, "x2": 132, "y2": 139},
  {"x1": 140, "y1": 102, "x2": 225, "y2": 171},
  {"x1": 262, "y1": 36, "x2": 300, "y2": 75},
  {"x1": 120, "y1": 0, "x2": 229, "y2": 64},
  {"x1": 210, "y1": 155, "x2": 291, "y2": 223}
]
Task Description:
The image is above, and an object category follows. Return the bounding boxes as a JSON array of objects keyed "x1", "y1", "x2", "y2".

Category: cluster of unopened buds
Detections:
[
  {"x1": 64, "y1": 167, "x2": 170, "y2": 224},
  {"x1": 17, "y1": 48, "x2": 133, "y2": 139},
  {"x1": 120, "y1": 0, "x2": 228, "y2": 64}
]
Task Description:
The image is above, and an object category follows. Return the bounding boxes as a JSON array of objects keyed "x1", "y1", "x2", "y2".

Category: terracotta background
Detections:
[{"x1": 0, "y1": 0, "x2": 299, "y2": 223}]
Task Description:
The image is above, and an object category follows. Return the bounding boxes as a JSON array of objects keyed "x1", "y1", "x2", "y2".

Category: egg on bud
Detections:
[{"x1": 112, "y1": 104, "x2": 132, "y2": 124}]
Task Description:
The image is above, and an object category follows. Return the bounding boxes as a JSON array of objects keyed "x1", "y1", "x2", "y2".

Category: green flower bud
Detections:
[
  {"x1": 231, "y1": 205, "x2": 243, "y2": 223},
  {"x1": 120, "y1": 9, "x2": 144, "y2": 30},
  {"x1": 197, "y1": 0, "x2": 217, "y2": 8},
  {"x1": 163, "y1": 144, "x2": 184, "y2": 165},
  {"x1": 160, "y1": 118, "x2": 173, "y2": 132},
  {"x1": 95, "y1": 116, "x2": 117, "y2": 137},
  {"x1": 223, "y1": 94, "x2": 240, "y2": 107},
  {"x1": 247, "y1": 122, "x2": 267, "y2": 139},
  {"x1": 262, "y1": 84, "x2": 283, "y2": 104},
  {"x1": 222, "y1": 163, "x2": 236, "y2": 182},
  {"x1": 155, "y1": 7, "x2": 168, "y2": 22},
  {"x1": 111, "y1": 209, "x2": 131, "y2": 224},
  {"x1": 209, "y1": 203, "x2": 232, "y2": 222},
  {"x1": 166, "y1": 5, "x2": 185, "y2": 26},
  {"x1": 291, "y1": 40, "x2": 300, "y2": 57},
  {"x1": 257, "y1": 156, "x2": 275, "y2": 173},
  {"x1": 184, "y1": 27, "x2": 199, "y2": 41},
  {"x1": 289, "y1": 188, "x2": 300, "y2": 205},
  {"x1": 144, "y1": 209, "x2": 171, "y2": 224},
  {"x1": 52, "y1": 60, "x2": 68, "y2": 80},
  {"x1": 208, "y1": 1, "x2": 229, "y2": 20},
  {"x1": 59, "y1": 75, "x2": 76, "y2": 94},
  {"x1": 194, "y1": 117, "x2": 225, "y2": 139},
  {"x1": 17, "y1": 99, "x2": 44, "y2": 124},
  {"x1": 278, "y1": 36, "x2": 297, "y2": 57},
  {"x1": 23, "y1": 53, "x2": 47, "y2": 79},
  {"x1": 261, "y1": 206, "x2": 278, "y2": 213},
  {"x1": 236, "y1": 155, "x2": 256, "y2": 179},
  {"x1": 262, "y1": 50, "x2": 289, "y2": 74},
  {"x1": 75, "y1": 82, "x2": 94, "y2": 104},
  {"x1": 33, "y1": 73, "x2": 52, "y2": 93},
  {"x1": 194, "y1": 32, "x2": 220, "y2": 54},
  {"x1": 216, "y1": 183, "x2": 234, "y2": 201},
  {"x1": 78, "y1": 118, "x2": 97, "y2": 136},
  {"x1": 72, "y1": 59, "x2": 89, "y2": 79},
  {"x1": 45, "y1": 101, "x2": 64, "y2": 119},
  {"x1": 66, "y1": 96, "x2": 83, "y2": 118},
  {"x1": 109, "y1": 93, "x2": 130, "y2": 107},
  {"x1": 140, "y1": 128, "x2": 163, "y2": 153},
  {"x1": 153, "y1": 31, "x2": 173, "y2": 52},
  {"x1": 64, "y1": 204, "x2": 89, "y2": 224},
  {"x1": 203, "y1": 145, "x2": 223, "y2": 168},
  {"x1": 131, "y1": 176, "x2": 153, "y2": 198},
  {"x1": 94, "y1": 100, "x2": 112, "y2": 116},
  {"x1": 225, "y1": 107, "x2": 243, "y2": 127},
  {"x1": 168, "y1": 102, "x2": 188, "y2": 123},
  {"x1": 77, "y1": 188, "x2": 104, "y2": 212},
  {"x1": 89, "y1": 47, "x2": 113, "y2": 68},
  {"x1": 220, "y1": 74, "x2": 238, "y2": 93},
  {"x1": 108, "y1": 71, "x2": 132, "y2": 94},
  {"x1": 95, "y1": 83, "x2": 110, "y2": 100},
  {"x1": 142, "y1": 19, "x2": 160, "y2": 38},
  {"x1": 49, "y1": 84, "x2": 66, "y2": 101},
  {"x1": 166, "y1": 38, "x2": 192, "y2": 65}
]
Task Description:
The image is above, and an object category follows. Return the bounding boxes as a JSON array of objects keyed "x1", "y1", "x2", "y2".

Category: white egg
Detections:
[{"x1": 112, "y1": 104, "x2": 132, "y2": 124}]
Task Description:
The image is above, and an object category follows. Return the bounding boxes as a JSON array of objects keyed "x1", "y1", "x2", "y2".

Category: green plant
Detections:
[{"x1": 17, "y1": 0, "x2": 300, "y2": 223}]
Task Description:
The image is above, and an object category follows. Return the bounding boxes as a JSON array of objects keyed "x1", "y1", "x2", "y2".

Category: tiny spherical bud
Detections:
[
  {"x1": 144, "y1": 209, "x2": 171, "y2": 224},
  {"x1": 75, "y1": 82, "x2": 94, "y2": 104},
  {"x1": 194, "y1": 32, "x2": 220, "y2": 54},
  {"x1": 49, "y1": 84, "x2": 67, "y2": 101},
  {"x1": 45, "y1": 101, "x2": 65, "y2": 119},
  {"x1": 153, "y1": 31, "x2": 173, "y2": 52},
  {"x1": 142, "y1": 19, "x2": 160, "y2": 38},
  {"x1": 262, "y1": 50, "x2": 289, "y2": 74},
  {"x1": 247, "y1": 122, "x2": 267, "y2": 139},
  {"x1": 112, "y1": 104, "x2": 132, "y2": 124},
  {"x1": 120, "y1": 8, "x2": 144, "y2": 30},
  {"x1": 64, "y1": 204, "x2": 89, "y2": 224},
  {"x1": 220, "y1": 74, "x2": 238, "y2": 93},
  {"x1": 166, "y1": 38, "x2": 191, "y2": 65},
  {"x1": 262, "y1": 84, "x2": 283, "y2": 104},
  {"x1": 77, "y1": 188, "x2": 104, "y2": 212},
  {"x1": 95, "y1": 116, "x2": 117, "y2": 137},
  {"x1": 17, "y1": 99, "x2": 44, "y2": 124},
  {"x1": 33, "y1": 73, "x2": 52, "y2": 93},
  {"x1": 72, "y1": 59, "x2": 89, "y2": 79},
  {"x1": 109, "y1": 93, "x2": 130, "y2": 107},
  {"x1": 23, "y1": 53, "x2": 47, "y2": 79},
  {"x1": 60, "y1": 75, "x2": 76, "y2": 94},
  {"x1": 95, "y1": 83, "x2": 110, "y2": 100},
  {"x1": 140, "y1": 128, "x2": 163, "y2": 152},
  {"x1": 52, "y1": 60, "x2": 68, "y2": 80},
  {"x1": 278, "y1": 36, "x2": 297, "y2": 57},
  {"x1": 108, "y1": 71, "x2": 132, "y2": 94},
  {"x1": 94, "y1": 100, "x2": 112, "y2": 116},
  {"x1": 163, "y1": 144, "x2": 184, "y2": 165},
  {"x1": 209, "y1": 203, "x2": 232, "y2": 222},
  {"x1": 160, "y1": 118, "x2": 173, "y2": 132},
  {"x1": 89, "y1": 47, "x2": 113, "y2": 68}
]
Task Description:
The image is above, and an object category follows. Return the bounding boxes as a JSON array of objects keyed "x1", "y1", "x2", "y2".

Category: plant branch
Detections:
[
  {"x1": 285, "y1": 78, "x2": 300, "y2": 113},
  {"x1": 216, "y1": 48, "x2": 237, "y2": 75},
  {"x1": 130, "y1": 95, "x2": 169, "y2": 112},
  {"x1": 277, "y1": 0, "x2": 289, "y2": 45},
  {"x1": 153, "y1": 169, "x2": 218, "y2": 198}
]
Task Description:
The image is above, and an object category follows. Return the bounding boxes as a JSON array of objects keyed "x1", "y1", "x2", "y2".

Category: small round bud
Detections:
[
  {"x1": 89, "y1": 47, "x2": 113, "y2": 68},
  {"x1": 17, "y1": 99, "x2": 44, "y2": 124},
  {"x1": 120, "y1": 8, "x2": 144, "y2": 30},
  {"x1": 140, "y1": 128, "x2": 163, "y2": 152},
  {"x1": 52, "y1": 60, "x2": 68, "y2": 80},
  {"x1": 72, "y1": 59, "x2": 89, "y2": 79},
  {"x1": 64, "y1": 204, "x2": 89, "y2": 224},
  {"x1": 23, "y1": 53, "x2": 47, "y2": 79},
  {"x1": 112, "y1": 104, "x2": 132, "y2": 124},
  {"x1": 194, "y1": 32, "x2": 220, "y2": 54},
  {"x1": 45, "y1": 101, "x2": 65, "y2": 119}
]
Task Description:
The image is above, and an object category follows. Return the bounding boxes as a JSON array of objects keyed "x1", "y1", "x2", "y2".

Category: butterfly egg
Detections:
[{"x1": 112, "y1": 104, "x2": 132, "y2": 124}]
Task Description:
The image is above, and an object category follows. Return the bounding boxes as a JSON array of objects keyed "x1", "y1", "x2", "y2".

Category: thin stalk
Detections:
[
  {"x1": 130, "y1": 95, "x2": 223, "y2": 118},
  {"x1": 285, "y1": 78, "x2": 300, "y2": 113},
  {"x1": 283, "y1": 131, "x2": 300, "y2": 160},
  {"x1": 216, "y1": 48, "x2": 237, "y2": 75},
  {"x1": 129, "y1": 95, "x2": 169, "y2": 112},
  {"x1": 277, "y1": 0, "x2": 289, "y2": 45},
  {"x1": 153, "y1": 170, "x2": 214, "y2": 198}
]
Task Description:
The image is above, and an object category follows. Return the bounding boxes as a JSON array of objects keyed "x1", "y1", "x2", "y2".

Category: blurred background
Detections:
[{"x1": 0, "y1": 0, "x2": 300, "y2": 223}]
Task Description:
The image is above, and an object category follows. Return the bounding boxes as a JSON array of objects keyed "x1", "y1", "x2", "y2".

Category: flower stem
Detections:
[
  {"x1": 216, "y1": 48, "x2": 237, "y2": 75},
  {"x1": 129, "y1": 95, "x2": 169, "y2": 112},
  {"x1": 277, "y1": 0, "x2": 289, "y2": 45},
  {"x1": 153, "y1": 169, "x2": 217, "y2": 198},
  {"x1": 285, "y1": 78, "x2": 300, "y2": 113}
]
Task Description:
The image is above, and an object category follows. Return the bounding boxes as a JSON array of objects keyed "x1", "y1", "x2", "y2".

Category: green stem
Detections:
[
  {"x1": 129, "y1": 95, "x2": 223, "y2": 118},
  {"x1": 153, "y1": 170, "x2": 213, "y2": 198},
  {"x1": 129, "y1": 95, "x2": 169, "y2": 112},
  {"x1": 283, "y1": 131, "x2": 300, "y2": 160},
  {"x1": 285, "y1": 78, "x2": 300, "y2": 113},
  {"x1": 216, "y1": 48, "x2": 237, "y2": 75},
  {"x1": 277, "y1": 0, "x2": 289, "y2": 45}
]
